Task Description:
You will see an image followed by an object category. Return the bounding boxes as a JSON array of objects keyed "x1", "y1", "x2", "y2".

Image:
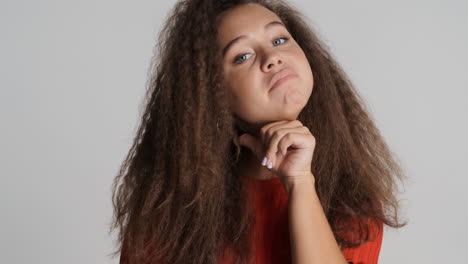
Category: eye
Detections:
[
  {"x1": 272, "y1": 37, "x2": 288, "y2": 46},
  {"x1": 233, "y1": 36, "x2": 290, "y2": 64}
]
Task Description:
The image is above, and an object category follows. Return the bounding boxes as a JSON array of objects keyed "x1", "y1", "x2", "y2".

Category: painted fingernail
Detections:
[
  {"x1": 267, "y1": 161, "x2": 273, "y2": 169},
  {"x1": 262, "y1": 156, "x2": 267, "y2": 166}
]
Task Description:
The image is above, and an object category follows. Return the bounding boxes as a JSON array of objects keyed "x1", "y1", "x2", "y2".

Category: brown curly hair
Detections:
[{"x1": 109, "y1": 0, "x2": 408, "y2": 263}]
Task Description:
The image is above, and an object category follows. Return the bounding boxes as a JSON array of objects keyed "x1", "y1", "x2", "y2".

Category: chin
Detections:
[
  {"x1": 284, "y1": 100, "x2": 307, "y2": 117},
  {"x1": 275, "y1": 109, "x2": 302, "y2": 121}
]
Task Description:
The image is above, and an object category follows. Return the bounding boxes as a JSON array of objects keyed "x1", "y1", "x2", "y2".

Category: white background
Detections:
[{"x1": 1, "y1": 0, "x2": 467, "y2": 263}]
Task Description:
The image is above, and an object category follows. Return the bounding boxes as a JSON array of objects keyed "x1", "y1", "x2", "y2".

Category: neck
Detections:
[{"x1": 237, "y1": 147, "x2": 278, "y2": 180}]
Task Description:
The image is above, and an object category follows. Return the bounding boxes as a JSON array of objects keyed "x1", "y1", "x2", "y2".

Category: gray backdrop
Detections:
[{"x1": 1, "y1": 0, "x2": 467, "y2": 263}]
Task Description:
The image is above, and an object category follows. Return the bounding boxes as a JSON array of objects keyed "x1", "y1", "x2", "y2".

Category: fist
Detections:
[{"x1": 237, "y1": 120, "x2": 316, "y2": 188}]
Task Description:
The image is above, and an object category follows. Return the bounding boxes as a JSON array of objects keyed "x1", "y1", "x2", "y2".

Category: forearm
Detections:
[{"x1": 287, "y1": 174, "x2": 347, "y2": 264}]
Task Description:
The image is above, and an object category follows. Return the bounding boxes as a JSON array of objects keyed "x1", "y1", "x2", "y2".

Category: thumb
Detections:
[{"x1": 238, "y1": 133, "x2": 264, "y2": 161}]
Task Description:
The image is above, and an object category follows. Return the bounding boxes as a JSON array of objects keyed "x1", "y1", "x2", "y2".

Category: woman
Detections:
[{"x1": 110, "y1": 0, "x2": 408, "y2": 263}]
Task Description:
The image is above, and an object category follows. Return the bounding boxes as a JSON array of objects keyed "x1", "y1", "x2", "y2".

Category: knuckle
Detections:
[{"x1": 273, "y1": 130, "x2": 281, "y2": 138}]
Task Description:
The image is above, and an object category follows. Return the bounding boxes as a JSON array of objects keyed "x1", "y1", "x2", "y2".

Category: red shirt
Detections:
[
  {"x1": 120, "y1": 176, "x2": 383, "y2": 264},
  {"x1": 217, "y1": 175, "x2": 383, "y2": 264}
]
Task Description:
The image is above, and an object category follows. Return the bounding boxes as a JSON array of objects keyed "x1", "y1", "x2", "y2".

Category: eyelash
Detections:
[{"x1": 233, "y1": 36, "x2": 290, "y2": 64}]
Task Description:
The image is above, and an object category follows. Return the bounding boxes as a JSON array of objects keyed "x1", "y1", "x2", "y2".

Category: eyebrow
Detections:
[{"x1": 221, "y1": 20, "x2": 285, "y2": 57}]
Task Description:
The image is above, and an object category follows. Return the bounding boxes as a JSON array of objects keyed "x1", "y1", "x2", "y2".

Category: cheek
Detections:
[
  {"x1": 229, "y1": 72, "x2": 257, "y2": 95},
  {"x1": 293, "y1": 49, "x2": 313, "y2": 84},
  {"x1": 229, "y1": 75, "x2": 263, "y2": 111},
  {"x1": 292, "y1": 48, "x2": 308, "y2": 66}
]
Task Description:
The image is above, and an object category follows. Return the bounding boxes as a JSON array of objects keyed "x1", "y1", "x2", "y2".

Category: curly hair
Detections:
[{"x1": 109, "y1": 0, "x2": 408, "y2": 263}]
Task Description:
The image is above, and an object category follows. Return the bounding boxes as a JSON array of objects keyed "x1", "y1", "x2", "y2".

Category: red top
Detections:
[
  {"x1": 217, "y1": 175, "x2": 384, "y2": 264},
  {"x1": 120, "y1": 176, "x2": 383, "y2": 264}
]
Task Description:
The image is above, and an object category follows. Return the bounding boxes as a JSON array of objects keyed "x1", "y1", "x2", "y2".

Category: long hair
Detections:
[{"x1": 109, "y1": 0, "x2": 408, "y2": 263}]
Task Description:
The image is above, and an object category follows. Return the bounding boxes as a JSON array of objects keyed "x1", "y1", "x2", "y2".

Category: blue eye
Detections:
[
  {"x1": 233, "y1": 54, "x2": 252, "y2": 64},
  {"x1": 233, "y1": 36, "x2": 290, "y2": 64},
  {"x1": 272, "y1": 37, "x2": 287, "y2": 46}
]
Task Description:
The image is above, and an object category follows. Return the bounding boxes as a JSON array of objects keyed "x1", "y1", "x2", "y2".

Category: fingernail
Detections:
[
  {"x1": 261, "y1": 156, "x2": 267, "y2": 166},
  {"x1": 267, "y1": 161, "x2": 273, "y2": 169}
]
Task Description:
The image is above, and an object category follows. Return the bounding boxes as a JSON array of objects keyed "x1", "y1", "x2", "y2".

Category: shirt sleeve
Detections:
[{"x1": 341, "y1": 219, "x2": 384, "y2": 264}]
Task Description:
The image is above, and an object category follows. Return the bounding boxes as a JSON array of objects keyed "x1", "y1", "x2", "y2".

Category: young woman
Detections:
[{"x1": 110, "y1": 0, "x2": 408, "y2": 263}]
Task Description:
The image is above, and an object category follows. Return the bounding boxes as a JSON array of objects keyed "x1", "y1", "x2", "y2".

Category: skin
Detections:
[{"x1": 217, "y1": 3, "x2": 314, "y2": 181}]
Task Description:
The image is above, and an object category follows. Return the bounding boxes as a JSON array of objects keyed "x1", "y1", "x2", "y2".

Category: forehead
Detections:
[{"x1": 217, "y1": 4, "x2": 281, "y2": 40}]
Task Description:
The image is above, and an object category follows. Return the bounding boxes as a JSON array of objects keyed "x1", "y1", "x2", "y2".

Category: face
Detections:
[{"x1": 217, "y1": 3, "x2": 313, "y2": 129}]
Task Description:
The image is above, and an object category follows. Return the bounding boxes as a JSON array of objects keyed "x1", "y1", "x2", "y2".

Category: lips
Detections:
[{"x1": 269, "y1": 69, "x2": 298, "y2": 90}]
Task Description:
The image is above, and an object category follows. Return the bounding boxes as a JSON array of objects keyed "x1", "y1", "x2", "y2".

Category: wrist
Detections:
[{"x1": 285, "y1": 173, "x2": 316, "y2": 196}]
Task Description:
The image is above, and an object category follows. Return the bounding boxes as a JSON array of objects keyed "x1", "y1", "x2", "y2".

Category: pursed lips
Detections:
[{"x1": 269, "y1": 69, "x2": 298, "y2": 91}]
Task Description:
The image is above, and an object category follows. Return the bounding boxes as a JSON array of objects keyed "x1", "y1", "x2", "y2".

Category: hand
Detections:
[{"x1": 237, "y1": 120, "x2": 316, "y2": 190}]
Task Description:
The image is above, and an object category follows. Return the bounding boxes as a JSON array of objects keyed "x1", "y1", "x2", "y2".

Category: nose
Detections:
[{"x1": 261, "y1": 50, "x2": 283, "y2": 72}]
